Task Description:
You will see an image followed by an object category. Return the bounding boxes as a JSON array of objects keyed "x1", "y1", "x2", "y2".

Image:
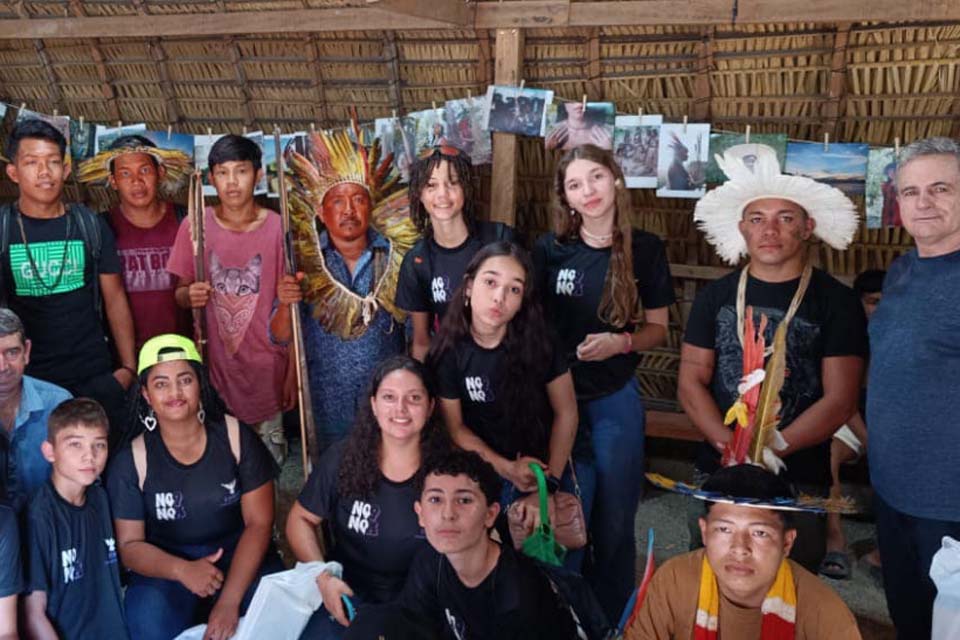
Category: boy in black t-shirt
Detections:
[
  {"x1": 396, "y1": 450, "x2": 579, "y2": 640},
  {"x1": 0, "y1": 503, "x2": 22, "y2": 640},
  {"x1": 22, "y1": 398, "x2": 129, "y2": 640}
]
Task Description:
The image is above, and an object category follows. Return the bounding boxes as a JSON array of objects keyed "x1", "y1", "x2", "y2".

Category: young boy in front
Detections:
[
  {"x1": 167, "y1": 135, "x2": 290, "y2": 463},
  {"x1": 396, "y1": 450, "x2": 579, "y2": 639},
  {"x1": 22, "y1": 398, "x2": 128, "y2": 640}
]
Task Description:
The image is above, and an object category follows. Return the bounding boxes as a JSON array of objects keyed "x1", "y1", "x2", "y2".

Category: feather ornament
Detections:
[
  {"x1": 77, "y1": 146, "x2": 192, "y2": 197},
  {"x1": 748, "y1": 318, "x2": 789, "y2": 470}
]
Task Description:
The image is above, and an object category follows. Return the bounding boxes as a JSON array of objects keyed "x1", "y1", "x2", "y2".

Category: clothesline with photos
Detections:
[{"x1": 0, "y1": 86, "x2": 903, "y2": 229}]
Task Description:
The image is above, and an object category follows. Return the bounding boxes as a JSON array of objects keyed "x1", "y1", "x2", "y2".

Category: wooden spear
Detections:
[{"x1": 187, "y1": 169, "x2": 207, "y2": 359}]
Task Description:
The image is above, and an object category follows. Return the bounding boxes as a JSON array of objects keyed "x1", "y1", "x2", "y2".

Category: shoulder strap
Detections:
[
  {"x1": 68, "y1": 205, "x2": 104, "y2": 317},
  {"x1": 132, "y1": 434, "x2": 147, "y2": 492},
  {"x1": 0, "y1": 204, "x2": 11, "y2": 307},
  {"x1": 225, "y1": 414, "x2": 241, "y2": 465}
]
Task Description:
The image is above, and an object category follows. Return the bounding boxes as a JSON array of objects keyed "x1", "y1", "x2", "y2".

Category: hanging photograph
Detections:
[
  {"x1": 613, "y1": 114, "x2": 662, "y2": 189},
  {"x1": 69, "y1": 119, "x2": 96, "y2": 164},
  {"x1": 93, "y1": 123, "x2": 146, "y2": 154},
  {"x1": 193, "y1": 133, "x2": 224, "y2": 197},
  {"x1": 347, "y1": 122, "x2": 377, "y2": 147},
  {"x1": 656, "y1": 122, "x2": 710, "y2": 198},
  {"x1": 544, "y1": 101, "x2": 615, "y2": 151},
  {"x1": 443, "y1": 96, "x2": 492, "y2": 165},
  {"x1": 482, "y1": 85, "x2": 553, "y2": 137},
  {"x1": 706, "y1": 132, "x2": 787, "y2": 184},
  {"x1": 374, "y1": 116, "x2": 418, "y2": 183},
  {"x1": 142, "y1": 129, "x2": 195, "y2": 158},
  {"x1": 865, "y1": 147, "x2": 900, "y2": 229},
  {"x1": 264, "y1": 132, "x2": 306, "y2": 198},
  {"x1": 243, "y1": 131, "x2": 268, "y2": 196},
  {"x1": 785, "y1": 141, "x2": 869, "y2": 196},
  {"x1": 410, "y1": 107, "x2": 448, "y2": 153},
  {"x1": 17, "y1": 109, "x2": 72, "y2": 170}
]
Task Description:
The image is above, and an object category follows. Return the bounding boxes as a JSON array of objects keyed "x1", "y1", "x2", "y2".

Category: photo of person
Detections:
[
  {"x1": 93, "y1": 122, "x2": 146, "y2": 154},
  {"x1": 410, "y1": 107, "x2": 448, "y2": 152},
  {"x1": 482, "y1": 85, "x2": 554, "y2": 137},
  {"x1": 785, "y1": 141, "x2": 869, "y2": 196},
  {"x1": 141, "y1": 129, "x2": 195, "y2": 159},
  {"x1": 243, "y1": 130, "x2": 268, "y2": 195},
  {"x1": 262, "y1": 131, "x2": 306, "y2": 197},
  {"x1": 374, "y1": 115, "x2": 418, "y2": 183},
  {"x1": 705, "y1": 132, "x2": 787, "y2": 183},
  {"x1": 656, "y1": 122, "x2": 710, "y2": 198},
  {"x1": 69, "y1": 118, "x2": 96, "y2": 164},
  {"x1": 444, "y1": 96, "x2": 492, "y2": 165},
  {"x1": 544, "y1": 101, "x2": 615, "y2": 151},
  {"x1": 192, "y1": 132, "x2": 224, "y2": 196},
  {"x1": 613, "y1": 114, "x2": 663, "y2": 188},
  {"x1": 865, "y1": 147, "x2": 900, "y2": 229}
]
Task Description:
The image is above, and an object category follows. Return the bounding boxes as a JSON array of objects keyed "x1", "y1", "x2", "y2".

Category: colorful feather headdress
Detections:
[
  {"x1": 77, "y1": 145, "x2": 193, "y2": 197},
  {"x1": 693, "y1": 145, "x2": 859, "y2": 265}
]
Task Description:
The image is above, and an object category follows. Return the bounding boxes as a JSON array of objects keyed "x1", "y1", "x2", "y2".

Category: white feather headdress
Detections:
[{"x1": 693, "y1": 144, "x2": 859, "y2": 265}]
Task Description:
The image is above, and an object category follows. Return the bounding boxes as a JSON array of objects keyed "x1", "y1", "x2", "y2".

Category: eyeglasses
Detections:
[{"x1": 418, "y1": 145, "x2": 464, "y2": 160}]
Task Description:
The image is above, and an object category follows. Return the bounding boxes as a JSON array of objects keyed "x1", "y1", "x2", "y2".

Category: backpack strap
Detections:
[
  {"x1": 0, "y1": 204, "x2": 11, "y2": 308},
  {"x1": 225, "y1": 414, "x2": 241, "y2": 465},
  {"x1": 68, "y1": 204, "x2": 104, "y2": 318},
  {"x1": 132, "y1": 434, "x2": 147, "y2": 492}
]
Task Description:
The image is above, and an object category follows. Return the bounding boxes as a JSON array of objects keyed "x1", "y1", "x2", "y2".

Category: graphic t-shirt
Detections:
[
  {"x1": 24, "y1": 482, "x2": 128, "y2": 640},
  {"x1": 397, "y1": 221, "x2": 515, "y2": 323},
  {"x1": 684, "y1": 268, "x2": 868, "y2": 486},
  {"x1": 0, "y1": 503, "x2": 23, "y2": 598},
  {"x1": 2, "y1": 205, "x2": 120, "y2": 387},
  {"x1": 106, "y1": 419, "x2": 277, "y2": 550},
  {"x1": 297, "y1": 440, "x2": 427, "y2": 603},
  {"x1": 167, "y1": 208, "x2": 287, "y2": 423},
  {"x1": 533, "y1": 230, "x2": 675, "y2": 399},
  {"x1": 433, "y1": 335, "x2": 569, "y2": 460},
  {"x1": 400, "y1": 544, "x2": 579, "y2": 640},
  {"x1": 109, "y1": 202, "x2": 191, "y2": 349}
]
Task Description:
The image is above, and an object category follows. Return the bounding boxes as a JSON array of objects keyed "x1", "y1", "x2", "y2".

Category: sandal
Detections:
[{"x1": 818, "y1": 550, "x2": 852, "y2": 580}]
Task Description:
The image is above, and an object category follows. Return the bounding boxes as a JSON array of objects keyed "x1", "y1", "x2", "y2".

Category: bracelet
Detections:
[
  {"x1": 120, "y1": 365, "x2": 137, "y2": 378},
  {"x1": 621, "y1": 332, "x2": 633, "y2": 354}
]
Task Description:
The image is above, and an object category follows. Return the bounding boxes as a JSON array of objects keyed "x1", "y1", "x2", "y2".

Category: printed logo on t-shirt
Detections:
[
  {"x1": 555, "y1": 268, "x2": 584, "y2": 297},
  {"x1": 220, "y1": 479, "x2": 240, "y2": 506},
  {"x1": 431, "y1": 275, "x2": 450, "y2": 303},
  {"x1": 210, "y1": 252, "x2": 262, "y2": 356},
  {"x1": 464, "y1": 376, "x2": 495, "y2": 403},
  {"x1": 9, "y1": 241, "x2": 86, "y2": 297},
  {"x1": 347, "y1": 500, "x2": 382, "y2": 536},
  {"x1": 155, "y1": 491, "x2": 187, "y2": 521},
  {"x1": 444, "y1": 609, "x2": 466, "y2": 640},
  {"x1": 104, "y1": 537, "x2": 118, "y2": 565},
  {"x1": 61, "y1": 547, "x2": 85, "y2": 584},
  {"x1": 119, "y1": 246, "x2": 174, "y2": 293}
]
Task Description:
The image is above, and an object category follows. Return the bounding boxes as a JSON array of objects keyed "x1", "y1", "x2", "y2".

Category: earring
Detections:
[
  {"x1": 465, "y1": 296, "x2": 470, "y2": 308},
  {"x1": 197, "y1": 403, "x2": 206, "y2": 424},
  {"x1": 142, "y1": 409, "x2": 157, "y2": 432},
  {"x1": 569, "y1": 208, "x2": 576, "y2": 217}
]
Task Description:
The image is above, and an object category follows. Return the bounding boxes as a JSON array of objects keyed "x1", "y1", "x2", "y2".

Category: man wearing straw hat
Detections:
[
  {"x1": 678, "y1": 144, "x2": 867, "y2": 572},
  {"x1": 866, "y1": 137, "x2": 960, "y2": 639},
  {"x1": 77, "y1": 134, "x2": 193, "y2": 351}
]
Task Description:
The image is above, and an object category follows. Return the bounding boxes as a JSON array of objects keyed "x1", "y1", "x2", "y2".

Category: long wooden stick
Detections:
[
  {"x1": 188, "y1": 170, "x2": 207, "y2": 358},
  {"x1": 274, "y1": 130, "x2": 317, "y2": 479}
]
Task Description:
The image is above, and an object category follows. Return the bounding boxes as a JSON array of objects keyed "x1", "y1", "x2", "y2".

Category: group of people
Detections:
[{"x1": 0, "y1": 112, "x2": 956, "y2": 640}]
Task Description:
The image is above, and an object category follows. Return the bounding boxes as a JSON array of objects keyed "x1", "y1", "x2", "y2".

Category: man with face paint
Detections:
[
  {"x1": 272, "y1": 129, "x2": 412, "y2": 456},
  {"x1": 678, "y1": 145, "x2": 867, "y2": 573}
]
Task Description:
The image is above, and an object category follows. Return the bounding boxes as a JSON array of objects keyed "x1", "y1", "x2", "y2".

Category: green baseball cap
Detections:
[{"x1": 137, "y1": 334, "x2": 202, "y2": 375}]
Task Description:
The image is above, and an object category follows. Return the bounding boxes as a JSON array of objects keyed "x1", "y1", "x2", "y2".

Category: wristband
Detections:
[{"x1": 621, "y1": 332, "x2": 633, "y2": 354}]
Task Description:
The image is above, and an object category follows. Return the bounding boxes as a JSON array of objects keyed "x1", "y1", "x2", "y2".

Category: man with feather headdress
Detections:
[
  {"x1": 677, "y1": 144, "x2": 867, "y2": 572},
  {"x1": 270, "y1": 126, "x2": 416, "y2": 456}
]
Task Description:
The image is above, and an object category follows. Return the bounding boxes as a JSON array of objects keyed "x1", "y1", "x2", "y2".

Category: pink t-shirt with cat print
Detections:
[{"x1": 167, "y1": 207, "x2": 287, "y2": 423}]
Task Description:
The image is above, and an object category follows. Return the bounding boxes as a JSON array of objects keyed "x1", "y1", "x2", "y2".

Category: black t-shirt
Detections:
[
  {"x1": 433, "y1": 335, "x2": 569, "y2": 461},
  {"x1": 2, "y1": 205, "x2": 120, "y2": 387},
  {"x1": 533, "y1": 230, "x2": 675, "y2": 399},
  {"x1": 396, "y1": 221, "x2": 515, "y2": 322},
  {"x1": 684, "y1": 268, "x2": 868, "y2": 486},
  {"x1": 297, "y1": 440, "x2": 427, "y2": 604},
  {"x1": 399, "y1": 543, "x2": 579, "y2": 640},
  {"x1": 105, "y1": 419, "x2": 278, "y2": 550},
  {"x1": 24, "y1": 482, "x2": 128, "y2": 640},
  {"x1": 0, "y1": 503, "x2": 22, "y2": 598}
]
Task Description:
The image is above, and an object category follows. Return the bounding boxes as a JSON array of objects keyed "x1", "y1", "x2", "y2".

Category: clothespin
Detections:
[
  {"x1": 518, "y1": 79, "x2": 525, "y2": 93},
  {"x1": 392, "y1": 109, "x2": 398, "y2": 121},
  {"x1": 432, "y1": 100, "x2": 437, "y2": 111},
  {"x1": 894, "y1": 136, "x2": 901, "y2": 157},
  {"x1": 79, "y1": 115, "x2": 84, "y2": 128},
  {"x1": 638, "y1": 106, "x2": 643, "y2": 118},
  {"x1": 581, "y1": 94, "x2": 587, "y2": 110},
  {"x1": 167, "y1": 125, "x2": 172, "y2": 140},
  {"x1": 467, "y1": 89, "x2": 472, "y2": 100},
  {"x1": 242, "y1": 125, "x2": 247, "y2": 136},
  {"x1": 310, "y1": 123, "x2": 317, "y2": 133},
  {"x1": 18, "y1": 103, "x2": 26, "y2": 113},
  {"x1": 52, "y1": 109, "x2": 58, "y2": 117},
  {"x1": 823, "y1": 132, "x2": 830, "y2": 152},
  {"x1": 117, "y1": 120, "x2": 122, "y2": 129},
  {"x1": 207, "y1": 127, "x2": 213, "y2": 136},
  {"x1": 683, "y1": 115, "x2": 688, "y2": 134}
]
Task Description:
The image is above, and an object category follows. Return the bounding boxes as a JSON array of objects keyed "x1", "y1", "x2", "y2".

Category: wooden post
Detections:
[
  {"x1": 490, "y1": 27, "x2": 524, "y2": 226},
  {"x1": 820, "y1": 23, "x2": 851, "y2": 141},
  {"x1": 692, "y1": 26, "x2": 714, "y2": 122}
]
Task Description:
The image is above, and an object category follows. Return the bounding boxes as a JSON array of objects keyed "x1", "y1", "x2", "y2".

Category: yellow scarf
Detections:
[{"x1": 695, "y1": 554, "x2": 796, "y2": 640}]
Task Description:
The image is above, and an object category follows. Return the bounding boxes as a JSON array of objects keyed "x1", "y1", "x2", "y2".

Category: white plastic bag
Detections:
[
  {"x1": 931, "y1": 536, "x2": 960, "y2": 640},
  {"x1": 174, "y1": 561, "x2": 340, "y2": 640}
]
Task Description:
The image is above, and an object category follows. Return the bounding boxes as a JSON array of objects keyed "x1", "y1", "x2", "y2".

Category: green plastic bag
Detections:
[{"x1": 520, "y1": 463, "x2": 567, "y2": 566}]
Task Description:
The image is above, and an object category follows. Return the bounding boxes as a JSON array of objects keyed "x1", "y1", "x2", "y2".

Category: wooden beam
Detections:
[
  {"x1": 370, "y1": 0, "x2": 472, "y2": 27},
  {"x1": 691, "y1": 26, "x2": 714, "y2": 122},
  {"x1": 89, "y1": 40, "x2": 122, "y2": 123},
  {"x1": 476, "y1": 0, "x2": 571, "y2": 28},
  {"x1": 476, "y1": 31, "x2": 493, "y2": 90},
  {"x1": 147, "y1": 38, "x2": 180, "y2": 126},
  {"x1": 490, "y1": 27, "x2": 524, "y2": 227},
  {"x1": 305, "y1": 34, "x2": 330, "y2": 128},
  {"x1": 225, "y1": 36, "x2": 254, "y2": 129},
  {"x1": 382, "y1": 31, "x2": 403, "y2": 116},
  {"x1": 646, "y1": 410, "x2": 702, "y2": 442},
  {"x1": 820, "y1": 23, "x2": 851, "y2": 141},
  {"x1": 129, "y1": 0, "x2": 147, "y2": 15},
  {"x1": 585, "y1": 28, "x2": 603, "y2": 101},
  {"x1": 33, "y1": 40, "x2": 65, "y2": 115}
]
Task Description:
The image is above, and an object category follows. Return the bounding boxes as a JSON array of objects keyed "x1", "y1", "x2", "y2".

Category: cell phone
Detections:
[{"x1": 341, "y1": 594, "x2": 357, "y2": 622}]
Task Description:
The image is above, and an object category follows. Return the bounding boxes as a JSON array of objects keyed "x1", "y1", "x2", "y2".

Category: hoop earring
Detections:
[
  {"x1": 197, "y1": 404, "x2": 206, "y2": 424},
  {"x1": 142, "y1": 409, "x2": 157, "y2": 432}
]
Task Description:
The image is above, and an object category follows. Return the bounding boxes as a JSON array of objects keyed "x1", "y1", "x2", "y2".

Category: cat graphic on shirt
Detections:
[{"x1": 210, "y1": 253, "x2": 261, "y2": 356}]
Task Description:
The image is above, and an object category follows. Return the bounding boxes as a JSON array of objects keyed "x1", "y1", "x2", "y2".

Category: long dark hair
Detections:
[
  {"x1": 408, "y1": 146, "x2": 477, "y2": 236},
  {"x1": 427, "y1": 241, "x2": 553, "y2": 458},
  {"x1": 552, "y1": 144, "x2": 639, "y2": 327},
  {"x1": 337, "y1": 355, "x2": 450, "y2": 499}
]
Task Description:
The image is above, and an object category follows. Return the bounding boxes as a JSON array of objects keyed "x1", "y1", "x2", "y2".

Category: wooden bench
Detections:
[{"x1": 646, "y1": 410, "x2": 703, "y2": 442}]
